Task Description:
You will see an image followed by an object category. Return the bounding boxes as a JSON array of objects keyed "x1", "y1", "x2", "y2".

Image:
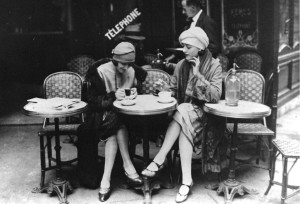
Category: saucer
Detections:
[
  {"x1": 121, "y1": 100, "x2": 136, "y2": 106},
  {"x1": 157, "y1": 97, "x2": 174, "y2": 103}
]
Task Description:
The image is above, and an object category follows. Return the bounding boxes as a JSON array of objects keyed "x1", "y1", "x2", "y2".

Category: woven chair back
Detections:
[
  {"x1": 43, "y1": 71, "x2": 83, "y2": 99},
  {"x1": 68, "y1": 55, "x2": 95, "y2": 77},
  {"x1": 234, "y1": 52, "x2": 262, "y2": 72},
  {"x1": 141, "y1": 69, "x2": 171, "y2": 94},
  {"x1": 236, "y1": 69, "x2": 265, "y2": 104},
  {"x1": 217, "y1": 53, "x2": 229, "y2": 72}
]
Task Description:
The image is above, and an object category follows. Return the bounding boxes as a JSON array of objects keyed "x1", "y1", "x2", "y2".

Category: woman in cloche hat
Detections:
[
  {"x1": 77, "y1": 42, "x2": 147, "y2": 202},
  {"x1": 141, "y1": 27, "x2": 227, "y2": 203}
]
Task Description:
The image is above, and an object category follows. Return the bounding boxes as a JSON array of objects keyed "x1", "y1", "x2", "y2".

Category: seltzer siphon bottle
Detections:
[{"x1": 225, "y1": 63, "x2": 240, "y2": 106}]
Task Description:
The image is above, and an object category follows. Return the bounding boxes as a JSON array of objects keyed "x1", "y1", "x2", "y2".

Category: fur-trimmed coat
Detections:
[{"x1": 77, "y1": 59, "x2": 147, "y2": 188}]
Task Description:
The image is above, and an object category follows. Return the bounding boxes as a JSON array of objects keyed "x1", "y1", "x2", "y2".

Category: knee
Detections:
[
  {"x1": 117, "y1": 125, "x2": 129, "y2": 138},
  {"x1": 177, "y1": 103, "x2": 191, "y2": 111},
  {"x1": 173, "y1": 111, "x2": 181, "y2": 119},
  {"x1": 119, "y1": 124, "x2": 128, "y2": 133},
  {"x1": 178, "y1": 134, "x2": 188, "y2": 144},
  {"x1": 107, "y1": 135, "x2": 117, "y2": 143}
]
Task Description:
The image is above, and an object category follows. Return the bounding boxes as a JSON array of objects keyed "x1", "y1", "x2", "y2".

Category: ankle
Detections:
[
  {"x1": 100, "y1": 179, "x2": 110, "y2": 189},
  {"x1": 153, "y1": 156, "x2": 165, "y2": 166},
  {"x1": 182, "y1": 179, "x2": 193, "y2": 186},
  {"x1": 124, "y1": 165, "x2": 136, "y2": 175}
]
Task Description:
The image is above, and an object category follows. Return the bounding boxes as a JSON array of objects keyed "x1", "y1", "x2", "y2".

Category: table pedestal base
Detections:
[
  {"x1": 134, "y1": 177, "x2": 161, "y2": 204},
  {"x1": 214, "y1": 179, "x2": 258, "y2": 204},
  {"x1": 32, "y1": 178, "x2": 72, "y2": 204},
  {"x1": 121, "y1": 174, "x2": 174, "y2": 204}
]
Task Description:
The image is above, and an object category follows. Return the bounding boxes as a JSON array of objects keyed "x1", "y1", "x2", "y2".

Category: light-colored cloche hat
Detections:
[
  {"x1": 112, "y1": 42, "x2": 136, "y2": 63},
  {"x1": 179, "y1": 27, "x2": 209, "y2": 50}
]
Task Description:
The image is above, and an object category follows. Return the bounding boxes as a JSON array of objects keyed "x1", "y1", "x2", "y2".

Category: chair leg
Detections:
[
  {"x1": 267, "y1": 136, "x2": 274, "y2": 178},
  {"x1": 46, "y1": 135, "x2": 52, "y2": 167},
  {"x1": 281, "y1": 157, "x2": 288, "y2": 204},
  {"x1": 171, "y1": 147, "x2": 181, "y2": 184},
  {"x1": 39, "y1": 134, "x2": 46, "y2": 188},
  {"x1": 165, "y1": 152, "x2": 174, "y2": 188},
  {"x1": 177, "y1": 159, "x2": 182, "y2": 184},
  {"x1": 256, "y1": 136, "x2": 262, "y2": 164},
  {"x1": 129, "y1": 132, "x2": 136, "y2": 160},
  {"x1": 217, "y1": 172, "x2": 222, "y2": 182},
  {"x1": 265, "y1": 148, "x2": 277, "y2": 195}
]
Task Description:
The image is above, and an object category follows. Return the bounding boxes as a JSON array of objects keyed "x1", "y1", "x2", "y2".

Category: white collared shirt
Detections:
[{"x1": 190, "y1": 9, "x2": 202, "y2": 28}]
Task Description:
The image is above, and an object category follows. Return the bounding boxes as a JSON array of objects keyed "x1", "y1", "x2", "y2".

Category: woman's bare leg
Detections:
[
  {"x1": 116, "y1": 125, "x2": 136, "y2": 174},
  {"x1": 100, "y1": 135, "x2": 118, "y2": 189},
  {"x1": 144, "y1": 115, "x2": 181, "y2": 171},
  {"x1": 179, "y1": 132, "x2": 193, "y2": 185}
]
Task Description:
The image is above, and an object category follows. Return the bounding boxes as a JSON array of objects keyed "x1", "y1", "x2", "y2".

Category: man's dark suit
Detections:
[{"x1": 185, "y1": 12, "x2": 221, "y2": 57}]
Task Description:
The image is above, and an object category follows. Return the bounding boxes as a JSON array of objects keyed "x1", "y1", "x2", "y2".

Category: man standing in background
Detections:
[
  {"x1": 181, "y1": 0, "x2": 220, "y2": 57},
  {"x1": 166, "y1": 0, "x2": 220, "y2": 63}
]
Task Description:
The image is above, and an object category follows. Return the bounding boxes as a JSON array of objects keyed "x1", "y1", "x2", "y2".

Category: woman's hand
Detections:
[
  {"x1": 115, "y1": 88, "x2": 125, "y2": 100},
  {"x1": 189, "y1": 57, "x2": 200, "y2": 75},
  {"x1": 154, "y1": 79, "x2": 168, "y2": 91},
  {"x1": 130, "y1": 88, "x2": 137, "y2": 99}
]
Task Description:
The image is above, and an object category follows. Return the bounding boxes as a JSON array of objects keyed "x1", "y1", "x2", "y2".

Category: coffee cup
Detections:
[
  {"x1": 123, "y1": 88, "x2": 137, "y2": 100},
  {"x1": 124, "y1": 88, "x2": 131, "y2": 100},
  {"x1": 158, "y1": 91, "x2": 172, "y2": 99},
  {"x1": 130, "y1": 88, "x2": 137, "y2": 95}
]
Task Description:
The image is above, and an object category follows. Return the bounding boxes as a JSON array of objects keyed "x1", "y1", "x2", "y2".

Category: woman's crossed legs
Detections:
[{"x1": 142, "y1": 111, "x2": 193, "y2": 185}]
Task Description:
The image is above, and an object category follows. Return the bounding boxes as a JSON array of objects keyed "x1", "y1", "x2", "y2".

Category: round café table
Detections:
[
  {"x1": 113, "y1": 94, "x2": 177, "y2": 204},
  {"x1": 203, "y1": 100, "x2": 271, "y2": 204},
  {"x1": 23, "y1": 100, "x2": 87, "y2": 204}
]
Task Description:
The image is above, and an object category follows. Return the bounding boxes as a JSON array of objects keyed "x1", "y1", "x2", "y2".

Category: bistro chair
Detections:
[
  {"x1": 67, "y1": 55, "x2": 95, "y2": 79},
  {"x1": 217, "y1": 53, "x2": 230, "y2": 72},
  {"x1": 265, "y1": 138, "x2": 300, "y2": 204},
  {"x1": 140, "y1": 68, "x2": 171, "y2": 94},
  {"x1": 234, "y1": 51, "x2": 262, "y2": 73},
  {"x1": 226, "y1": 69, "x2": 274, "y2": 165},
  {"x1": 38, "y1": 71, "x2": 84, "y2": 188}
]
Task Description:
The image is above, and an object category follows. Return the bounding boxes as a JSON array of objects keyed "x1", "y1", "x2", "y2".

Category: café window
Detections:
[
  {"x1": 277, "y1": 0, "x2": 300, "y2": 107},
  {"x1": 293, "y1": 1, "x2": 299, "y2": 47},
  {"x1": 221, "y1": 0, "x2": 259, "y2": 53},
  {"x1": 279, "y1": 0, "x2": 299, "y2": 52}
]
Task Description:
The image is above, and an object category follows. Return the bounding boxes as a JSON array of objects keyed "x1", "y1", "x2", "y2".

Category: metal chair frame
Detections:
[
  {"x1": 38, "y1": 71, "x2": 84, "y2": 188},
  {"x1": 265, "y1": 139, "x2": 300, "y2": 204},
  {"x1": 226, "y1": 69, "x2": 274, "y2": 165}
]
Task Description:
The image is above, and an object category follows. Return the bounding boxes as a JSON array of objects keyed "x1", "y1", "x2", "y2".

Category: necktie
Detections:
[
  {"x1": 187, "y1": 18, "x2": 193, "y2": 25},
  {"x1": 184, "y1": 18, "x2": 193, "y2": 30}
]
